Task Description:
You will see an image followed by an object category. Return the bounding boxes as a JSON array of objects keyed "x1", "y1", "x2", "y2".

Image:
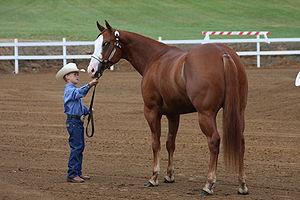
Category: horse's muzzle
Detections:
[{"x1": 94, "y1": 61, "x2": 111, "y2": 78}]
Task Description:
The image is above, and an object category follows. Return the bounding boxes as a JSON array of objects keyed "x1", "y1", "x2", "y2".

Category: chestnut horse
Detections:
[{"x1": 87, "y1": 21, "x2": 248, "y2": 196}]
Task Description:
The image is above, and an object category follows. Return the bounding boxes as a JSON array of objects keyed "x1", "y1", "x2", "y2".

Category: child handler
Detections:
[{"x1": 56, "y1": 63, "x2": 98, "y2": 183}]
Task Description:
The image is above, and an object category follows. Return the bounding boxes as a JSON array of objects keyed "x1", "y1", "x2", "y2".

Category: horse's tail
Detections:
[{"x1": 222, "y1": 53, "x2": 241, "y2": 172}]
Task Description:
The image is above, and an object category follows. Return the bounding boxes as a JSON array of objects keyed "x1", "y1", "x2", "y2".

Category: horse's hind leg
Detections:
[
  {"x1": 164, "y1": 114, "x2": 180, "y2": 183},
  {"x1": 198, "y1": 112, "x2": 220, "y2": 195},
  {"x1": 143, "y1": 105, "x2": 162, "y2": 187}
]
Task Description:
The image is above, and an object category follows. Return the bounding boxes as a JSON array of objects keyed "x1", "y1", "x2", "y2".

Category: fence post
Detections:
[
  {"x1": 63, "y1": 38, "x2": 67, "y2": 66},
  {"x1": 256, "y1": 35, "x2": 260, "y2": 68},
  {"x1": 14, "y1": 39, "x2": 19, "y2": 74}
]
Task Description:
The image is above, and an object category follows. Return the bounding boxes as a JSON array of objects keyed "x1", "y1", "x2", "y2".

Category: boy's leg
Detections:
[
  {"x1": 78, "y1": 124, "x2": 85, "y2": 177},
  {"x1": 67, "y1": 119, "x2": 85, "y2": 179}
]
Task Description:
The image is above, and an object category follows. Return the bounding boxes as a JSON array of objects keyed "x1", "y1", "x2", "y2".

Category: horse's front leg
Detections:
[
  {"x1": 143, "y1": 105, "x2": 162, "y2": 187},
  {"x1": 164, "y1": 114, "x2": 180, "y2": 183}
]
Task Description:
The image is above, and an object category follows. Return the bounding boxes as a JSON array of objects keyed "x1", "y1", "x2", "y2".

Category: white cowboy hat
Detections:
[
  {"x1": 55, "y1": 63, "x2": 86, "y2": 80},
  {"x1": 295, "y1": 71, "x2": 300, "y2": 86}
]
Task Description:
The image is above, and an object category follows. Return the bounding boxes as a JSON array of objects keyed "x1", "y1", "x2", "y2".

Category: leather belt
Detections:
[{"x1": 67, "y1": 115, "x2": 85, "y2": 122}]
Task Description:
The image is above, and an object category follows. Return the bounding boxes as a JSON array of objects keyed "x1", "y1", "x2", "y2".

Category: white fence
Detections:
[{"x1": 0, "y1": 37, "x2": 300, "y2": 74}]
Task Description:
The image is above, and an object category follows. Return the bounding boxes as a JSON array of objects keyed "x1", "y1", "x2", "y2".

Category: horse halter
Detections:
[{"x1": 91, "y1": 31, "x2": 122, "y2": 78}]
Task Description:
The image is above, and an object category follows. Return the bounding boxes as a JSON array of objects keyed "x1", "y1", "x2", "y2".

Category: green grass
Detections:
[{"x1": 0, "y1": 0, "x2": 299, "y2": 40}]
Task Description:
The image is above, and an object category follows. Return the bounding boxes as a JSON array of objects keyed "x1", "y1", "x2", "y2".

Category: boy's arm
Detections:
[
  {"x1": 69, "y1": 84, "x2": 90, "y2": 100},
  {"x1": 88, "y1": 79, "x2": 99, "y2": 88},
  {"x1": 68, "y1": 79, "x2": 99, "y2": 100}
]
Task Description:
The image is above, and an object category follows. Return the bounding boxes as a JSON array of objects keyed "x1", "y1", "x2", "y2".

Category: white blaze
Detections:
[{"x1": 88, "y1": 35, "x2": 104, "y2": 75}]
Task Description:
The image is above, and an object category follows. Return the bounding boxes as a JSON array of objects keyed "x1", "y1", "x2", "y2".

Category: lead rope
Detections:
[{"x1": 85, "y1": 84, "x2": 97, "y2": 137}]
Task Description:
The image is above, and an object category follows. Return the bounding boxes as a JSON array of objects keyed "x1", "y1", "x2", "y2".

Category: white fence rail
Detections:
[{"x1": 0, "y1": 37, "x2": 300, "y2": 74}]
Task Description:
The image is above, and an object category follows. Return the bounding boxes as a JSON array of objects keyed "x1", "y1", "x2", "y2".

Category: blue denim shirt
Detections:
[{"x1": 64, "y1": 83, "x2": 90, "y2": 116}]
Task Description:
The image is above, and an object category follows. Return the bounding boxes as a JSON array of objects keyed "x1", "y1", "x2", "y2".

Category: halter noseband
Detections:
[{"x1": 91, "y1": 31, "x2": 122, "y2": 77}]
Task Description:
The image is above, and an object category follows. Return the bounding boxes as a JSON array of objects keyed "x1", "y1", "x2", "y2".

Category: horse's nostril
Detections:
[{"x1": 91, "y1": 68, "x2": 95, "y2": 73}]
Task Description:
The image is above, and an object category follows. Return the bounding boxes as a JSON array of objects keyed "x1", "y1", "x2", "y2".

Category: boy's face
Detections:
[{"x1": 65, "y1": 72, "x2": 79, "y2": 84}]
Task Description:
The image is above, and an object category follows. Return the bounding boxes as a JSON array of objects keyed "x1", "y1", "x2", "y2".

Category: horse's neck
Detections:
[{"x1": 121, "y1": 31, "x2": 168, "y2": 76}]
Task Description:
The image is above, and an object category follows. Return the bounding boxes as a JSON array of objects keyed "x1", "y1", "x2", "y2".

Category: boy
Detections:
[{"x1": 56, "y1": 63, "x2": 98, "y2": 183}]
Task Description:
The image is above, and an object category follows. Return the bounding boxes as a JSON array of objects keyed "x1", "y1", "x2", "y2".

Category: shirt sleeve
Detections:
[{"x1": 67, "y1": 84, "x2": 90, "y2": 100}]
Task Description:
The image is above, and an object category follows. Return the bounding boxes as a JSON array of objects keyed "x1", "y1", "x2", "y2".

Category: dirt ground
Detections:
[{"x1": 0, "y1": 66, "x2": 299, "y2": 200}]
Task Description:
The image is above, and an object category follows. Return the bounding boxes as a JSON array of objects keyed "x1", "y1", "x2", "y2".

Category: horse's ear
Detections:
[
  {"x1": 96, "y1": 21, "x2": 105, "y2": 32},
  {"x1": 105, "y1": 20, "x2": 112, "y2": 31}
]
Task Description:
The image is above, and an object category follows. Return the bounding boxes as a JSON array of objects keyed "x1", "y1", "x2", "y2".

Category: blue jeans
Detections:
[{"x1": 66, "y1": 118, "x2": 85, "y2": 178}]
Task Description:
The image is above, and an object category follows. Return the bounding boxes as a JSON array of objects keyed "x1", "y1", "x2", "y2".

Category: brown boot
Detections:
[{"x1": 67, "y1": 176, "x2": 85, "y2": 183}]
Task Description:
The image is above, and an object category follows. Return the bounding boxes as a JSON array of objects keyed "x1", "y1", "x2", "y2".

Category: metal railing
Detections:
[{"x1": 0, "y1": 37, "x2": 300, "y2": 74}]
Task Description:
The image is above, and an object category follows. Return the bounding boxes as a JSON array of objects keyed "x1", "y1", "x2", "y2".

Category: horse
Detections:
[{"x1": 87, "y1": 21, "x2": 249, "y2": 196}]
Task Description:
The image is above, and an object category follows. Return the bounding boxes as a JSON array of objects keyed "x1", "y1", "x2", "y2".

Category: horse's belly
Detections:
[{"x1": 161, "y1": 98, "x2": 196, "y2": 115}]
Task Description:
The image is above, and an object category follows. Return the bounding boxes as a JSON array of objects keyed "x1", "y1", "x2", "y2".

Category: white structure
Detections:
[
  {"x1": 295, "y1": 71, "x2": 300, "y2": 86},
  {"x1": 202, "y1": 31, "x2": 270, "y2": 40},
  {"x1": 201, "y1": 31, "x2": 271, "y2": 67}
]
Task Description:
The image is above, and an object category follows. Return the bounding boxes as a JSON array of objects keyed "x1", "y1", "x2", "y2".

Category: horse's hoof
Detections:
[
  {"x1": 200, "y1": 190, "x2": 212, "y2": 198},
  {"x1": 238, "y1": 190, "x2": 249, "y2": 195},
  {"x1": 238, "y1": 186, "x2": 249, "y2": 195},
  {"x1": 164, "y1": 176, "x2": 175, "y2": 183},
  {"x1": 144, "y1": 181, "x2": 157, "y2": 187}
]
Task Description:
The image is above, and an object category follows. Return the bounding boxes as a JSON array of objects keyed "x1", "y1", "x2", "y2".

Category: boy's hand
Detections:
[{"x1": 88, "y1": 79, "x2": 99, "y2": 87}]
